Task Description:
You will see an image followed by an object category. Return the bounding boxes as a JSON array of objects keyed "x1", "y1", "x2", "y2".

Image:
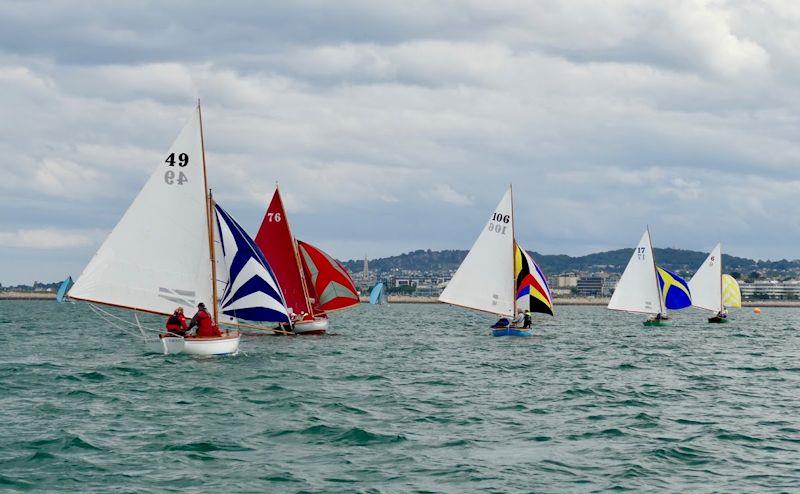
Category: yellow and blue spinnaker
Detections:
[{"x1": 656, "y1": 266, "x2": 692, "y2": 310}]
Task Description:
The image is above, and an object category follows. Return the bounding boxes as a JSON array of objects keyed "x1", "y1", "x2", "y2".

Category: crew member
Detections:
[
  {"x1": 165, "y1": 307, "x2": 188, "y2": 336},
  {"x1": 187, "y1": 302, "x2": 221, "y2": 338},
  {"x1": 511, "y1": 309, "x2": 525, "y2": 327},
  {"x1": 523, "y1": 311, "x2": 532, "y2": 329}
]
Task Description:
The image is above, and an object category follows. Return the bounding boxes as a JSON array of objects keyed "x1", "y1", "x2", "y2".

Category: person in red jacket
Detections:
[
  {"x1": 165, "y1": 307, "x2": 188, "y2": 336},
  {"x1": 187, "y1": 302, "x2": 221, "y2": 338}
]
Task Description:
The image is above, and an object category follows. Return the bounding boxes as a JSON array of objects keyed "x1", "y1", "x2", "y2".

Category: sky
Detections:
[{"x1": 1, "y1": 0, "x2": 800, "y2": 285}]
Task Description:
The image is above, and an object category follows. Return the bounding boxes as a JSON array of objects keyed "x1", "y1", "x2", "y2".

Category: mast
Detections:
[
  {"x1": 198, "y1": 99, "x2": 219, "y2": 324},
  {"x1": 648, "y1": 225, "x2": 665, "y2": 315},
  {"x1": 719, "y1": 243, "x2": 724, "y2": 312},
  {"x1": 510, "y1": 184, "x2": 516, "y2": 317},
  {"x1": 278, "y1": 185, "x2": 316, "y2": 318}
]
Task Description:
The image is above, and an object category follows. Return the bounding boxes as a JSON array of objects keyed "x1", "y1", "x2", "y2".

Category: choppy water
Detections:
[{"x1": 1, "y1": 301, "x2": 799, "y2": 492}]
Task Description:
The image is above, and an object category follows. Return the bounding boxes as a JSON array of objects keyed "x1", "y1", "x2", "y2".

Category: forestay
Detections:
[
  {"x1": 215, "y1": 203, "x2": 290, "y2": 323},
  {"x1": 608, "y1": 229, "x2": 664, "y2": 315},
  {"x1": 688, "y1": 243, "x2": 722, "y2": 313},
  {"x1": 439, "y1": 188, "x2": 515, "y2": 316},
  {"x1": 69, "y1": 108, "x2": 213, "y2": 315}
]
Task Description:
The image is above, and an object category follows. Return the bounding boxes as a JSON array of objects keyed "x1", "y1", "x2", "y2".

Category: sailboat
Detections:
[
  {"x1": 56, "y1": 276, "x2": 73, "y2": 303},
  {"x1": 688, "y1": 243, "x2": 742, "y2": 323},
  {"x1": 68, "y1": 103, "x2": 290, "y2": 355},
  {"x1": 438, "y1": 186, "x2": 554, "y2": 337},
  {"x1": 608, "y1": 227, "x2": 692, "y2": 326},
  {"x1": 254, "y1": 187, "x2": 360, "y2": 335},
  {"x1": 370, "y1": 282, "x2": 388, "y2": 305}
]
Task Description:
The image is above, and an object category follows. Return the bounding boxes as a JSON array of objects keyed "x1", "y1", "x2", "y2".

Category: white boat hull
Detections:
[
  {"x1": 146, "y1": 332, "x2": 240, "y2": 356},
  {"x1": 293, "y1": 317, "x2": 329, "y2": 335}
]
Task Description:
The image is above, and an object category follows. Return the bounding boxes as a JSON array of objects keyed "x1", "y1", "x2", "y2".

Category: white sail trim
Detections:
[
  {"x1": 608, "y1": 229, "x2": 662, "y2": 315},
  {"x1": 439, "y1": 188, "x2": 515, "y2": 316},
  {"x1": 688, "y1": 243, "x2": 722, "y2": 313},
  {"x1": 69, "y1": 107, "x2": 213, "y2": 315}
]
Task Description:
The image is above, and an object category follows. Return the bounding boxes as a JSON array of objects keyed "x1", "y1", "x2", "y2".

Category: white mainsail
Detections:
[
  {"x1": 608, "y1": 228, "x2": 664, "y2": 315},
  {"x1": 70, "y1": 108, "x2": 214, "y2": 315},
  {"x1": 439, "y1": 187, "x2": 515, "y2": 316},
  {"x1": 688, "y1": 243, "x2": 723, "y2": 313}
]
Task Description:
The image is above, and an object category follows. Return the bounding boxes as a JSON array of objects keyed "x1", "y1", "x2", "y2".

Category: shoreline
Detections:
[{"x1": 3, "y1": 292, "x2": 798, "y2": 308}]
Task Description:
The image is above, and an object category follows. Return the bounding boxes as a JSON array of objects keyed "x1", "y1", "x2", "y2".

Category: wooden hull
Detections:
[
  {"x1": 148, "y1": 332, "x2": 240, "y2": 355},
  {"x1": 491, "y1": 327, "x2": 531, "y2": 337},
  {"x1": 293, "y1": 317, "x2": 329, "y2": 335},
  {"x1": 643, "y1": 318, "x2": 672, "y2": 327}
]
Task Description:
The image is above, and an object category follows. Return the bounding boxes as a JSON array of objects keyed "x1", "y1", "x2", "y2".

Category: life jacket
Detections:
[
  {"x1": 194, "y1": 310, "x2": 221, "y2": 338},
  {"x1": 166, "y1": 313, "x2": 187, "y2": 331}
]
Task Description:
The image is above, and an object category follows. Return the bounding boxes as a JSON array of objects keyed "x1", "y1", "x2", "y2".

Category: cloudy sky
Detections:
[{"x1": 2, "y1": 0, "x2": 799, "y2": 284}]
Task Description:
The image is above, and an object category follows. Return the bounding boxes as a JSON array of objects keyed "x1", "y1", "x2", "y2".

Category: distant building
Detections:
[
  {"x1": 740, "y1": 280, "x2": 800, "y2": 300},
  {"x1": 576, "y1": 277, "x2": 604, "y2": 297},
  {"x1": 554, "y1": 275, "x2": 578, "y2": 288}
]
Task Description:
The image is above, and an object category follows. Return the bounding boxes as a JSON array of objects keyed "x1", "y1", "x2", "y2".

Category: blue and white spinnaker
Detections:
[{"x1": 214, "y1": 203, "x2": 290, "y2": 323}]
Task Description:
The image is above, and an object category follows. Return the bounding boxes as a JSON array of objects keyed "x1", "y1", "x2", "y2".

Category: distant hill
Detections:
[{"x1": 344, "y1": 248, "x2": 800, "y2": 278}]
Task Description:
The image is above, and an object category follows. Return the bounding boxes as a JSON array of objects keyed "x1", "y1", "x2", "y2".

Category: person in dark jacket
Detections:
[
  {"x1": 165, "y1": 307, "x2": 188, "y2": 336},
  {"x1": 187, "y1": 302, "x2": 221, "y2": 338}
]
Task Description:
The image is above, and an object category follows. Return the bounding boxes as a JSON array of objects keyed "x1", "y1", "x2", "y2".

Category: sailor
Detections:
[
  {"x1": 165, "y1": 307, "x2": 188, "y2": 336},
  {"x1": 523, "y1": 311, "x2": 532, "y2": 329},
  {"x1": 187, "y1": 302, "x2": 220, "y2": 338},
  {"x1": 511, "y1": 308, "x2": 525, "y2": 328}
]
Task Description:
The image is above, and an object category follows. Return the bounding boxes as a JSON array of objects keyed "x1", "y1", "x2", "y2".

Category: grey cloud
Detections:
[{"x1": 1, "y1": 0, "x2": 800, "y2": 284}]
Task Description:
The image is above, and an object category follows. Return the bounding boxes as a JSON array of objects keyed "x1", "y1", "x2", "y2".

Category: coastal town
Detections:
[{"x1": 6, "y1": 248, "x2": 800, "y2": 303}]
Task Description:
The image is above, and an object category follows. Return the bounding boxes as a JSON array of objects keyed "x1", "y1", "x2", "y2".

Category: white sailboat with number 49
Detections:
[
  {"x1": 439, "y1": 186, "x2": 554, "y2": 337},
  {"x1": 69, "y1": 102, "x2": 291, "y2": 355}
]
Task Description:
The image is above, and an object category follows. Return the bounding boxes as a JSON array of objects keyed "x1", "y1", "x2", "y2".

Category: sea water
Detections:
[{"x1": 1, "y1": 301, "x2": 798, "y2": 492}]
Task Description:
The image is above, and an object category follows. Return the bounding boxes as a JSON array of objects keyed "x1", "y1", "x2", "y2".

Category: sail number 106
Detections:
[{"x1": 488, "y1": 212, "x2": 510, "y2": 235}]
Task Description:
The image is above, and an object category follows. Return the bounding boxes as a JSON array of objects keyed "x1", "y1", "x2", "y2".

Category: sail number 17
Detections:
[{"x1": 488, "y1": 212, "x2": 510, "y2": 235}]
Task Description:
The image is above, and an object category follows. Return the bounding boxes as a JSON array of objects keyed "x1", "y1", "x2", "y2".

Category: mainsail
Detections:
[
  {"x1": 688, "y1": 243, "x2": 723, "y2": 313},
  {"x1": 56, "y1": 276, "x2": 73, "y2": 303},
  {"x1": 515, "y1": 244, "x2": 554, "y2": 316},
  {"x1": 69, "y1": 107, "x2": 214, "y2": 315},
  {"x1": 297, "y1": 240, "x2": 360, "y2": 312},
  {"x1": 439, "y1": 188, "x2": 515, "y2": 316},
  {"x1": 254, "y1": 188, "x2": 313, "y2": 318},
  {"x1": 214, "y1": 203, "x2": 290, "y2": 323},
  {"x1": 608, "y1": 228, "x2": 664, "y2": 315}
]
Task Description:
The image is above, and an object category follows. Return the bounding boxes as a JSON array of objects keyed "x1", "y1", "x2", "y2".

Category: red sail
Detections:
[
  {"x1": 297, "y1": 240, "x2": 360, "y2": 312},
  {"x1": 254, "y1": 189, "x2": 313, "y2": 319}
]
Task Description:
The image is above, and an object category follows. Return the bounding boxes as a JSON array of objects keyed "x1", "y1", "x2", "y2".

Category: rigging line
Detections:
[{"x1": 87, "y1": 303, "x2": 162, "y2": 333}]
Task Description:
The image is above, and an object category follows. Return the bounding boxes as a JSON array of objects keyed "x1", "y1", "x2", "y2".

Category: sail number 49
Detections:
[
  {"x1": 488, "y1": 212, "x2": 510, "y2": 235},
  {"x1": 164, "y1": 153, "x2": 189, "y2": 185}
]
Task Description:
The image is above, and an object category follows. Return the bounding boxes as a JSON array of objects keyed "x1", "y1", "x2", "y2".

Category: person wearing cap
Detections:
[
  {"x1": 165, "y1": 307, "x2": 188, "y2": 336},
  {"x1": 187, "y1": 302, "x2": 220, "y2": 338}
]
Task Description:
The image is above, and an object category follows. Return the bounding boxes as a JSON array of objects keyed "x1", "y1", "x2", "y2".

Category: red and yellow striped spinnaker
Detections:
[{"x1": 514, "y1": 244, "x2": 554, "y2": 316}]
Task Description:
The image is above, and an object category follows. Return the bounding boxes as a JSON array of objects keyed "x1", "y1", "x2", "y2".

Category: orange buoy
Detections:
[{"x1": 753, "y1": 308, "x2": 762, "y2": 314}]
